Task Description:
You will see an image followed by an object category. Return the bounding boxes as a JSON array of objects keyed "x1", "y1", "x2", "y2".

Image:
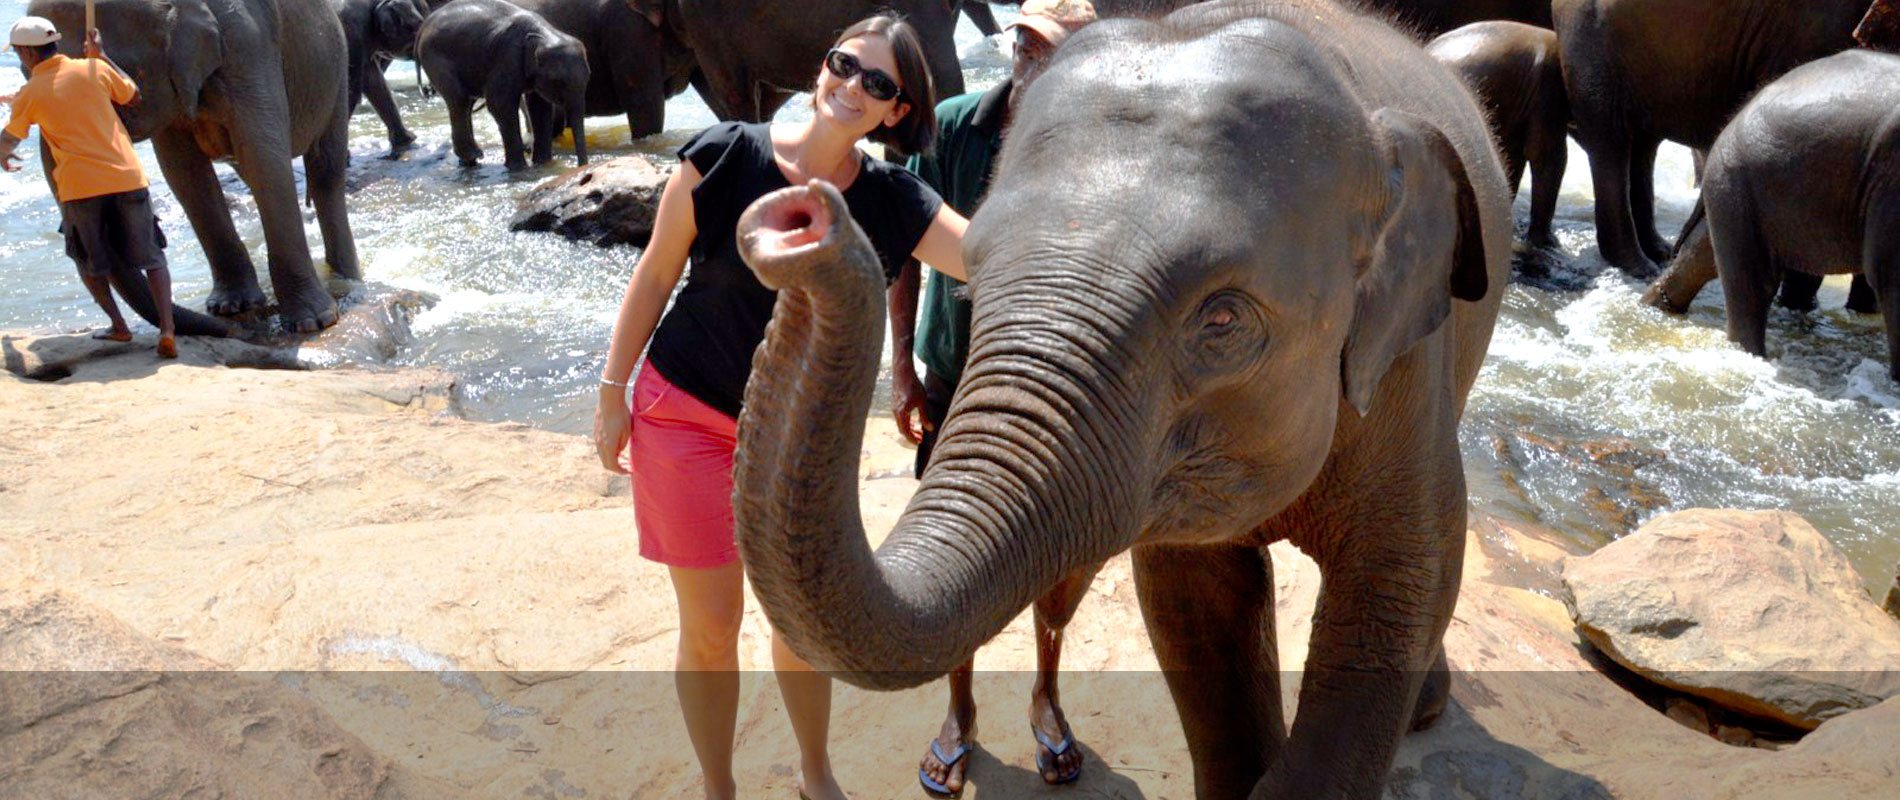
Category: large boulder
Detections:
[
  {"x1": 1562, "y1": 509, "x2": 1900, "y2": 729},
  {"x1": 510, "y1": 155, "x2": 671, "y2": 248},
  {"x1": 0, "y1": 588, "x2": 392, "y2": 799},
  {"x1": 1885, "y1": 562, "x2": 1900, "y2": 622}
]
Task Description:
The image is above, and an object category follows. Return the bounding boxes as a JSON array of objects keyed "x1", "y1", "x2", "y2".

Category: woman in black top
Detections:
[{"x1": 592, "y1": 14, "x2": 968, "y2": 800}]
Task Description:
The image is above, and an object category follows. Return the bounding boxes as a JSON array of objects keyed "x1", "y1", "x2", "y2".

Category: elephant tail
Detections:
[
  {"x1": 105, "y1": 262, "x2": 237, "y2": 338},
  {"x1": 1670, "y1": 196, "x2": 1706, "y2": 262}
]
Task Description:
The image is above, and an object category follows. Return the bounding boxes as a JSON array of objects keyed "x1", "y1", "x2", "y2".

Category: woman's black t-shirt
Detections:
[{"x1": 645, "y1": 121, "x2": 944, "y2": 420}]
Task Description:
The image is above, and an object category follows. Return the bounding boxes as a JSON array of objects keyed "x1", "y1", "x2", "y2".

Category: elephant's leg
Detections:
[
  {"x1": 610, "y1": 45, "x2": 665, "y2": 139},
  {"x1": 694, "y1": 60, "x2": 758, "y2": 122},
  {"x1": 757, "y1": 86, "x2": 798, "y2": 123},
  {"x1": 485, "y1": 90, "x2": 529, "y2": 171},
  {"x1": 1630, "y1": 136, "x2": 1672, "y2": 265},
  {"x1": 306, "y1": 101, "x2": 361, "y2": 283},
  {"x1": 1411, "y1": 647, "x2": 1451, "y2": 731},
  {"x1": 1866, "y1": 194, "x2": 1900, "y2": 382},
  {"x1": 1262, "y1": 504, "x2": 1464, "y2": 799},
  {"x1": 227, "y1": 103, "x2": 339, "y2": 332},
  {"x1": 1776, "y1": 271, "x2": 1823, "y2": 312},
  {"x1": 437, "y1": 79, "x2": 483, "y2": 166},
  {"x1": 525, "y1": 93, "x2": 555, "y2": 166},
  {"x1": 1028, "y1": 561, "x2": 1103, "y2": 784},
  {"x1": 1847, "y1": 274, "x2": 1878, "y2": 314},
  {"x1": 919, "y1": 661, "x2": 976, "y2": 796},
  {"x1": 1526, "y1": 129, "x2": 1568, "y2": 250},
  {"x1": 1133, "y1": 543, "x2": 1282, "y2": 800},
  {"x1": 1582, "y1": 133, "x2": 1661, "y2": 278},
  {"x1": 150, "y1": 127, "x2": 266, "y2": 316},
  {"x1": 1713, "y1": 201, "x2": 1776, "y2": 357},
  {"x1": 363, "y1": 60, "x2": 416, "y2": 152},
  {"x1": 962, "y1": 0, "x2": 1002, "y2": 38}
]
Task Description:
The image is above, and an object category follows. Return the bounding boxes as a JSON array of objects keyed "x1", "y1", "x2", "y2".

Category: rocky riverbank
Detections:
[{"x1": 3, "y1": 333, "x2": 1898, "y2": 798}]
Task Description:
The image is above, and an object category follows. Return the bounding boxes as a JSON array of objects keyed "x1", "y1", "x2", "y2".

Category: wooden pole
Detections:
[{"x1": 85, "y1": 0, "x2": 96, "y2": 76}]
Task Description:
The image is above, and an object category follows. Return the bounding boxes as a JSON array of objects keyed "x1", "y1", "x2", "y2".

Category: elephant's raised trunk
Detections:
[{"x1": 733, "y1": 182, "x2": 1137, "y2": 689}]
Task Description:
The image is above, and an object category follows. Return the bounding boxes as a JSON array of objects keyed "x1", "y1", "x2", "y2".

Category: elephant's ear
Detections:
[
  {"x1": 1340, "y1": 107, "x2": 1490, "y2": 416},
  {"x1": 625, "y1": 0, "x2": 665, "y2": 28},
  {"x1": 164, "y1": 0, "x2": 222, "y2": 121}
]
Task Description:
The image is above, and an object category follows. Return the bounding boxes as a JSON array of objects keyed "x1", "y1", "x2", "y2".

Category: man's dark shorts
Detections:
[{"x1": 61, "y1": 188, "x2": 167, "y2": 279}]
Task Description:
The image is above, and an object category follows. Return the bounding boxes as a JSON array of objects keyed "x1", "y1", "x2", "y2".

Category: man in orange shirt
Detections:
[{"x1": 1, "y1": 16, "x2": 176, "y2": 358}]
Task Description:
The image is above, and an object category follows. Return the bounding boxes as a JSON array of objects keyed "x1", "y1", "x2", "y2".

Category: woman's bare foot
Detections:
[
  {"x1": 156, "y1": 335, "x2": 178, "y2": 359},
  {"x1": 91, "y1": 326, "x2": 133, "y2": 342},
  {"x1": 796, "y1": 767, "x2": 848, "y2": 800}
]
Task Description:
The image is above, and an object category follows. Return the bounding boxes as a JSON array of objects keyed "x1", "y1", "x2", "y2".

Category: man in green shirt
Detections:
[{"x1": 890, "y1": 2, "x2": 1100, "y2": 794}]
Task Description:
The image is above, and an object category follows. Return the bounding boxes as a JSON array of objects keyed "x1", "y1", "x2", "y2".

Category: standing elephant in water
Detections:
[
  {"x1": 1703, "y1": 50, "x2": 1900, "y2": 382},
  {"x1": 1428, "y1": 20, "x2": 1568, "y2": 250},
  {"x1": 673, "y1": 0, "x2": 965, "y2": 122},
  {"x1": 730, "y1": 1, "x2": 1510, "y2": 797},
  {"x1": 510, "y1": 0, "x2": 697, "y2": 140},
  {"x1": 336, "y1": 0, "x2": 430, "y2": 154},
  {"x1": 28, "y1": 0, "x2": 360, "y2": 332},
  {"x1": 1552, "y1": 0, "x2": 1867, "y2": 279},
  {"x1": 417, "y1": 0, "x2": 591, "y2": 170}
]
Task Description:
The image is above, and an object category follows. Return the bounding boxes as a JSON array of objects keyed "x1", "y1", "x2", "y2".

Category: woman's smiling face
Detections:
[{"x1": 815, "y1": 34, "x2": 912, "y2": 137}]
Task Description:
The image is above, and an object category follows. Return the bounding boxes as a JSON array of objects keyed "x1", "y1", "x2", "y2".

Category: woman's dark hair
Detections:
[{"x1": 829, "y1": 13, "x2": 937, "y2": 157}]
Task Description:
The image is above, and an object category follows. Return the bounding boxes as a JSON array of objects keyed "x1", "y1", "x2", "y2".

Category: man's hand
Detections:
[
  {"x1": 891, "y1": 363, "x2": 931, "y2": 446},
  {"x1": 0, "y1": 132, "x2": 23, "y2": 173},
  {"x1": 83, "y1": 29, "x2": 103, "y2": 60},
  {"x1": 1, "y1": 153, "x2": 22, "y2": 173}
]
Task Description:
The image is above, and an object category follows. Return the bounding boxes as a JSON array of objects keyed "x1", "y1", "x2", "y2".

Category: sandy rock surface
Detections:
[
  {"x1": 510, "y1": 156, "x2": 671, "y2": 248},
  {"x1": 4, "y1": 340, "x2": 1900, "y2": 798},
  {"x1": 1562, "y1": 510, "x2": 1900, "y2": 730}
]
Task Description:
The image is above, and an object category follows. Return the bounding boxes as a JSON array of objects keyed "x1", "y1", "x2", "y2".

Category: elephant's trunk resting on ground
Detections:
[{"x1": 732, "y1": 182, "x2": 1138, "y2": 688}]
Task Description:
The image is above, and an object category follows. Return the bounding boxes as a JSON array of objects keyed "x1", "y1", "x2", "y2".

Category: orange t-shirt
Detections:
[{"x1": 4, "y1": 54, "x2": 148, "y2": 202}]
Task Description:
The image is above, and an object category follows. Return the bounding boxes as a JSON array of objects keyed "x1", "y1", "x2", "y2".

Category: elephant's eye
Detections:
[{"x1": 1187, "y1": 291, "x2": 1267, "y2": 376}]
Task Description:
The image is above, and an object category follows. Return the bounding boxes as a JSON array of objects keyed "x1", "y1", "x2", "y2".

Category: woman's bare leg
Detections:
[
  {"x1": 670, "y1": 562, "x2": 746, "y2": 800},
  {"x1": 774, "y1": 631, "x2": 847, "y2": 800}
]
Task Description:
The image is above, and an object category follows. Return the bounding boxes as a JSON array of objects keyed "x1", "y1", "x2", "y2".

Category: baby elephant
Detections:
[
  {"x1": 1704, "y1": 49, "x2": 1900, "y2": 381},
  {"x1": 336, "y1": 0, "x2": 431, "y2": 152},
  {"x1": 1426, "y1": 20, "x2": 1568, "y2": 249},
  {"x1": 417, "y1": 0, "x2": 589, "y2": 170}
]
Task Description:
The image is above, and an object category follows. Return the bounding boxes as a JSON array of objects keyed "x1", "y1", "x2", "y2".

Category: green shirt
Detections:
[{"x1": 906, "y1": 80, "x2": 1011, "y2": 386}]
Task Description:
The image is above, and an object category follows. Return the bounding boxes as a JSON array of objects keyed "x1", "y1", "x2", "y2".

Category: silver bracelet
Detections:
[{"x1": 600, "y1": 377, "x2": 630, "y2": 388}]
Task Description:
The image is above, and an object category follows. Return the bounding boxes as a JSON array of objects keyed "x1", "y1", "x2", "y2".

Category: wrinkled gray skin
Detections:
[
  {"x1": 731, "y1": 2, "x2": 1510, "y2": 797},
  {"x1": 28, "y1": 0, "x2": 359, "y2": 332},
  {"x1": 336, "y1": 0, "x2": 429, "y2": 153},
  {"x1": 417, "y1": 0, "x2": 590, "y2": 170},
  {"x1": 1701, "y1": 50, "x2": 1900, "y2": 383},
  {"x1": 672, "y1": 0, "x2": 965, "y2": 122},
  {"x1": 1553, "y1": 0, "x2": 1867, "y2": 279},
  {"x1": 1427, "y1": 20, "x2": 1567, "y2": 249},
  {"x1": 510, "y1": 0, "x2": 696, "y2": 140}
]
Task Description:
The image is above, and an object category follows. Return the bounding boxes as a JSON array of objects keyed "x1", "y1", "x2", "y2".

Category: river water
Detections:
[{"x1": 3, "y1": 4, "x2": 1895, "y2": 592}]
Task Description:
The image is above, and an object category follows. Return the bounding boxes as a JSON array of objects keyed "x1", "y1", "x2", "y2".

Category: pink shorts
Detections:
[{"x1": 627, "y1": 365, "x2": 740, "y2": 568}]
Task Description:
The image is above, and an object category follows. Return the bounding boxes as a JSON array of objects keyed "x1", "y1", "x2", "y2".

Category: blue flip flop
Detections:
[
  {"x1": 1033, "y1": 726, "x2": 1083, "y2": 785},
  {"x1": 919, "y1": 738, "x2": 972, "y2": 798}
]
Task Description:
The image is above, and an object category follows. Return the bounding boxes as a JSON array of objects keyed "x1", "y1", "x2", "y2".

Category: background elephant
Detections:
[
  {"x1": 1365, "y1": 0, "x2": 1551, "y2": 35},
  {"x1": 728, "y1": 2, "x2": 1511, "y2": 797},
  {"x1": 1552, "y1": 0, "x2": 1867, "y2": 278},
  {"x1": 417, "y1": 0, "x2": 591, "y2": 170},
  {"x1": 1428, "y1": 20, "x2": 1568, "y2": 249},
  {"x1": 670, "y1": 0, "x2": 965, "y2": 122},
  {"x1": 511, "y1": 0, "x2": 696, "y2": 141},
  {"x1": 1702, "y1": 50, "x2": 1900, "y2": 381},
  {"x1": 29, "y1": 0, "x2": 359, "y2": 332},
  {"x1": 336, "y1": 0, "x2": 430, "y2": 153}
]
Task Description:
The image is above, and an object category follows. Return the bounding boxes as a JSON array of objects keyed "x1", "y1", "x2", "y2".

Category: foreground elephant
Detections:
[
  {"x1": 29, "y1": 0, "x2": 359, "y2": 331},
  {"x1": 417, "y1": 0, "x2": 591, "y2": 170},
  {"x1": 730, "y1": 1, "x2": 1510, "y2": 797},
  {"x1": 1553, "y1": 0, "x2": 1867, "y2": 278},
  {"x1": 1427, "y1": 20, "x2": 1568, "y2": 249},
  {"x1": 1703, "y1": 50, "x2": 1900, "y2": 382},
  {"x1": 512, "y1": 0, "x2": 696, "y2": 141},
  {"x1": 672, "y1": 0, "x2": 965, "y2": 122},
  {"x1": 336, "y1": 0, "x2": 429, "y2": 153}
]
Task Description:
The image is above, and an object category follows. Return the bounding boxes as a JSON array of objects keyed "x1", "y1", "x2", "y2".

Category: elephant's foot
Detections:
[
  {"x1": 1640, "y1": 233, "x2": 1673, "y2": 266},
  {"x1": 919, "y1": 705, "x2": 975, "y2": 797},
  {"x1": 206, "y1": 284, "x2": 269, "y2": 317},
  {"x1": 1617, "y1": 257, "x2": 1664, "y2": 282},
  {"x1": 276, "y1": 287, "x2": 341, "y2": 333},
  {"x1": 1029, "y1": 691, "x2": 1082, "y2": 784},
  {"x1": 1847, "y1": 275, "x2": 1879, "y2": 314},
  {"x1": 454, "y1": 145, "x2": 483, "y2": 167},
  {"x1": 1410, "y1": 652, "x2": 1451, "y2": 732},
  {"x1": 505, "y1": 156, "x2": 530, "y2": 172},
  {"x1": 384, "y1": 133, "x2": 418, "y2": 160}
]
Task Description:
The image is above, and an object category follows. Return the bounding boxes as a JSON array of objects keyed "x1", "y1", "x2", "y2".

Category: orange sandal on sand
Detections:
[{"x1": 157, "y1": 335, "x2": 177, "y2": 359}]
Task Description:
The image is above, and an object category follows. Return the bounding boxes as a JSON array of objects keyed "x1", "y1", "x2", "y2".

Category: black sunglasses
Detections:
[{"x1": 824, "y1": 48, "x2": 904, "y2": 103}]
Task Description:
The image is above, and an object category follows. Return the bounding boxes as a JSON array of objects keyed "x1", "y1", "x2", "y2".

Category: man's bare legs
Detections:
[
  {"x1": 147, "y1": 267, "x2": 176, "y2": 357},
  {"x1": 668, "y1": 561, "x2": 850, "y2": 800},
  {"x1": 78, "y1": 270, "x2": 132, "y2": 342}
]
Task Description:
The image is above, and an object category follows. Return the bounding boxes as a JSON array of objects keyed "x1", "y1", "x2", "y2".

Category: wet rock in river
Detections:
[
  {"x1": 1885, "y1": 564, "x2": 1900, "y2": 622},
  {"x1": 510, "y1": 155, "x2": 671, "y2": 248},
  {"x1": 1562, "y1": 509, "x2": 1900, "y2": 730}
]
